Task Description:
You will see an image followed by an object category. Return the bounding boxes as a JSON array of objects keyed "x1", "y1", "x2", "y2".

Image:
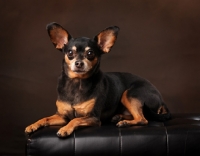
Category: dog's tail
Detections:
[{"x1": 143, "y1": 103, "x2": 171, "y2": 122}]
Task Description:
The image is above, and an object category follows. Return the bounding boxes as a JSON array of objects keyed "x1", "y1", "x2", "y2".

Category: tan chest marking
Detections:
[
  {"x1": 56, "y1": 100, "x2": 73, "y2": 117},
  {"x1": 73, "y1": 98, "x2": 96, "y2": 117},
  {"x1": 56, "y1": 98, "x2": 96, "y2": 118}
]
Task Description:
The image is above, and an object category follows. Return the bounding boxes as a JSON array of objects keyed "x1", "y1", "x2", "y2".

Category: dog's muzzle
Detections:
[
  {"x1": 72, "y1": 60, "x2": 87, "y2": 73},
  {"x1": 75, "y1": 61, "x2": 84, "y2": 68}
]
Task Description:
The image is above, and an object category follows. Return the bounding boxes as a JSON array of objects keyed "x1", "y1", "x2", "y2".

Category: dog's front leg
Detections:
[
  {"x1": 25, "y1": 114, "x2": 67, "y2": 134},
  {"x1": 57, "y1": 116, "x2": 101, "y2": 137}
]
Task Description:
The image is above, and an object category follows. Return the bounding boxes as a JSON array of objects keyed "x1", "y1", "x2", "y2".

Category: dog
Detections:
[{"x1": 25, "y1": 23, "x2": 171, "y2": 137}]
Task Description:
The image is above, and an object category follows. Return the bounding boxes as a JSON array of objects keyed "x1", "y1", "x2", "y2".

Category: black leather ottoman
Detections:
[{"x1": 25, "y1": 114, "x2": 200, "y2": 156}]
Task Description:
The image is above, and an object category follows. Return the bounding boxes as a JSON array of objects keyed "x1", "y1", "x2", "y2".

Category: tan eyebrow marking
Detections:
[
  {"x1": 72, "y1": 46, "x2": 77, "y2": 51},
  {"x1": 85, "y1": 46, "x2": 90, "y2": 51}
]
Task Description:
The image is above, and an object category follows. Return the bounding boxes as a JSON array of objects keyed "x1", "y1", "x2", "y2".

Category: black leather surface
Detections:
[{"x1": 26, "y1": 114, "x2": 200, "y2": 156}]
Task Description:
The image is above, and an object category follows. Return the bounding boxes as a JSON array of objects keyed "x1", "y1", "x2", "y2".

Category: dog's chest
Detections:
[
  {"x1": 57, "y1": 78, "x2": 98, "y2": 119},
  {"x1": 56, "y1": 98, "x2": 96, "y2": 119},
  {"x1": 59, "y1": 78, "x2": 94, "y2": 101}
]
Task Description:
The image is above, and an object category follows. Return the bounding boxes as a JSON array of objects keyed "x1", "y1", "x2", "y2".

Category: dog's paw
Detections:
[
  {"x1": 116, "y1": 120, "x2": 129, "y2": 127},
  {"x1": 111, "y1": 114, "x2": 122, "y2": 123},
  {"x1": 25, "y1": 124, "x2": 39, "y2": 134},
  {"x1": 57, "y1": 127, "x2": 73, "y2": 137}
]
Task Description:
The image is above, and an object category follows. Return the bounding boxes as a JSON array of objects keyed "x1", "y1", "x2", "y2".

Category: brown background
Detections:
[{"x1": 0, "y1": 0, "x2": 200, "y2": 155}]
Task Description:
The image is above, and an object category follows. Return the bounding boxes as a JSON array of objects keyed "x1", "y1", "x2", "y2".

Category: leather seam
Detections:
[
  {"x1": 164, "y1": 125, "x2": 169, "y2": 156},
  {"x1": 119, "y1": 128, "x2": 122, "y2": 156},
  {"x1": 74, "y1": 131, "x2": 76, "y2": 156}
]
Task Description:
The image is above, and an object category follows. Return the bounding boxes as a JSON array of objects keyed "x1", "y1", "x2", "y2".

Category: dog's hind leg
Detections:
[
  {"x1": 112, "y1": 114, "x2": 133, "y2": 123},
  {"x1": 111, "y1": 109, "x2": 133, "y2": 123},
  {"x1": 116, "y1": 90, "x2": 148, "y2": 127}
]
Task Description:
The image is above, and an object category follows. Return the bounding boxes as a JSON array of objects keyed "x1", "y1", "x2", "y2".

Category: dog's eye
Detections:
[
  {"x1": 67, "y1": 50, "x2": 74, "y2": 57},
  {"x1": 86, "y1": 50, "x2": 95, "y2": 59}
]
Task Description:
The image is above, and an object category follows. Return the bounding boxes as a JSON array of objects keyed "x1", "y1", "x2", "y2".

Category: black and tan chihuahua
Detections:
[{"x1": 25, "y1": 23, "x2": 171, "y2": 137}]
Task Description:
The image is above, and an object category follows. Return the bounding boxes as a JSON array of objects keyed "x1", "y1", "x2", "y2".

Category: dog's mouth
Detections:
[
  {"x1": 71, "y1": 63, "x2": 91, "y2": 74},
  {"x1": 73, "y1": 69, "x2": 87, "y2": 74},
  {"x1": 68, "y1": 60, "x2": 92, "y2": 76}
]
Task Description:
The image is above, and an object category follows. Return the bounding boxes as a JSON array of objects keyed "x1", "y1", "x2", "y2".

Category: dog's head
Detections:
[{"x1": 46, "y1": 23, "x2": 119, "y2": 79}]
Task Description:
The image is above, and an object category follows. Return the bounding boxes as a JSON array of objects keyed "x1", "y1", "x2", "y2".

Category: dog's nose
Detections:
[{"x1": 75, "y1": 61, "x2": 84, "y2": 68}]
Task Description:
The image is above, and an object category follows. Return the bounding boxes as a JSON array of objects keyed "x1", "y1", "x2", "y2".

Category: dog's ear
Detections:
[
  {"x1": 46, "y1": 22, "x2": 72, "y2": 51},
  {"x1": 94, "y1": 26, "x2": 119, "y2": 53}
]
